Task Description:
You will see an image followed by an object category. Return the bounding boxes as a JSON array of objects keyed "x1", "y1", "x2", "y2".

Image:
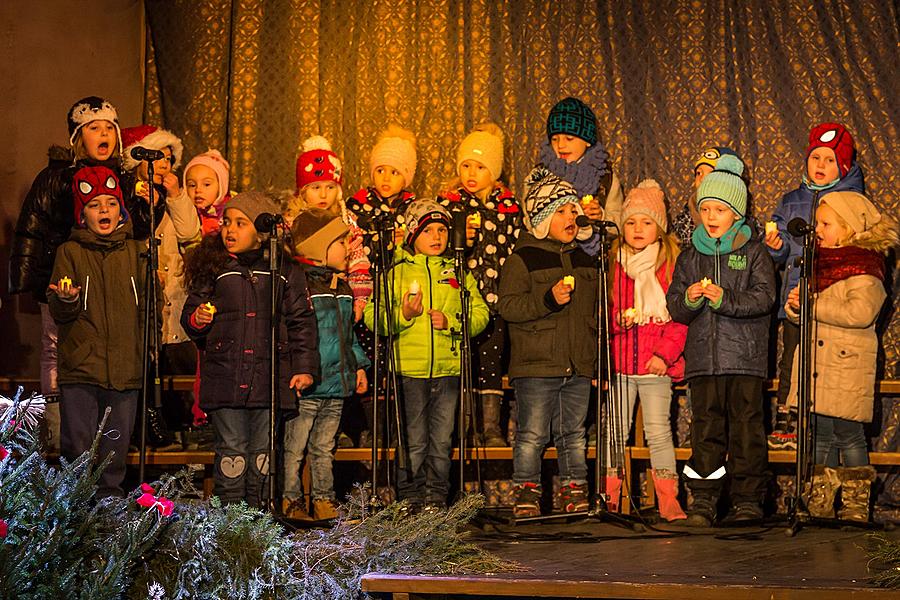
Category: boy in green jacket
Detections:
[
  {"x1": 47, "y1": 165, "x2": 145, "y2": 498},
  {"x1": 364, "y1": 199, "x2": 489, "y2": 511}
]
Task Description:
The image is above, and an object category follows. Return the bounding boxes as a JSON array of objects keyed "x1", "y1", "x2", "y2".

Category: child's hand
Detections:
[
  {"x1": 644, "y1": 355, "x2": 668, "y2": 376},
  {"x1": 291, "y1": 373, "x2": 314, "y2": 394},
  {"x1": 193, "y1": 302, "x2": 215, "y2": 326},
  {"x1": 401, "y1": 291, "x2": 424, "y2": 321},
  {"x1": 686, "y1": 282, "x2": 706, "y2": 302},
  {"x1": 582, "y1": 198, "x2": 603, "y2": 220},
  {"x1": 48, "y1": 278, "x2": 81, "y2": 301},
  {"x1": 551, "y1": 279, "x2": 573, "y2": 305},
  {"x1": 617, "y1": 309, "x2": 636, "y2": 329},
  {"x1": 428, "y1": 309, "x2": 448, "y2": 330},
  {"x1": 786, "y1": 286, "x2": 800, "y2": 311},
  {"x1": 356, "y1": 369, "x2": 369, "y2": 394},
  {"x1": 353, "y1": 298, "x2": 366, "y2": 323},
  {"x1": 764, "y1": 227, "x2": 783, "y2": 250},
  {"x1": 162, "y1": 172, "x2": 181, "y2": 198},
  {"x1": 701, "y1": 283, "x2": 723, "y2": 305}
]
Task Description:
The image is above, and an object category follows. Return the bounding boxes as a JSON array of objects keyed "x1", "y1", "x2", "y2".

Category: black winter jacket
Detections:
[
  {"x1": 181, "y1": 251, "x2": 320, "y2": 413},
  {"x1": 498, "y1": 232, "x2": 598, "y2": 380},
  {"x1": 666, "y1": 237, "x2": 776, "y2": 379}
]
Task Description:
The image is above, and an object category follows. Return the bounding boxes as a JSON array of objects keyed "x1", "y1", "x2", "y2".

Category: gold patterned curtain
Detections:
[{"x1": 144, "y1": 0, "x2": 900, "y2": 371}]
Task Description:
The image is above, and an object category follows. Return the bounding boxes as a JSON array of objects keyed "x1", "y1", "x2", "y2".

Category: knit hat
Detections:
[
  {"x1": 72, "y1": 165, "x2": 126, "y2": 227},
  {"x1": 546, "y1": 97, "x2": 597, "y2": 146},
  {"x1": 404, "y1": 199, "x2": 450, "y2": 248},
  {"x1": 295, "y1": 135, "x2": 343, "y2": 192},
  {"x1": 622, "y1": 179, "x2": 667, "y2": 232},
  {"x1": 291, "y1": 208, "x2": 349, "y2": 266},
  {"x1": 183, "y1": 149, "x2": 230, "y2": 205},
  {"x1": 457, "y1": 123, "x2": 504, "y2": 181},
  {"x1": 227, "y1": 191, "x2": 279, "y2": 232},
  {"x1": 806, "y1": 122, "x2": 855, "y2": 178},
  {"x1": 370, "y1": 125, "x2": 417, "y2": 188},
  {"x1": 521, "y1": 166, "x2": 590, "y2": 240},
  {"x1": 120, "y1": 125, "x2": 184, "y2": 172},
  {"x1": 67, "y1": 96, "x2": 123, "y2": 152},
  {"x1": 693, "y1": 146, "x2": 739, "y2": 173},
  {"x1": 696, "y1": 154, "x2": 747, "y2": 217},
  {"x1": 820, "y1": 191, "x2": 881, "y2": 235}
]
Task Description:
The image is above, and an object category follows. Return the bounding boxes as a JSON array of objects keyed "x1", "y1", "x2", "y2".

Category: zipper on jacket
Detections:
[
  {"x1": 427, "y1": 257, "x2": 434, "y2": 379},
  {"x1": 333, "y1": 292, "x2": 351, "y2": 396},
  {"x1": 711, "y1": 240, "x2": 721, "y2": 372}
]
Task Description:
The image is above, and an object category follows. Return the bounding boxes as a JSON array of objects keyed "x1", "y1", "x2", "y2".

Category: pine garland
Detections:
[{"x1": 868, "y1": 534, "x2": 900, "y2": 588}]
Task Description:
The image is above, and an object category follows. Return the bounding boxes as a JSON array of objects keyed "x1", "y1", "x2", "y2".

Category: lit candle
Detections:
[
  {"x1": 701, "y1": 277, "x2": 712, "y2": 288},
  {"x1": 409, "y1": 281, "x2": 420, "y2": 296},
  {"x1": 204, "y1": 302, "x2": 217, "y2": 315},
  {"x1": 136, "y1": 181, "x2": 148, "y2": 195},
  {"x1": 580, "y1": 194, "x2": 594, "y2": 207},
  {"x1": 765, "y1": 221, "x2": 778, "y2": 235},
  {"x1": 563, "y1": 275, "x2": 575, "y2": 289},
  {"x1": 468, "y1": 212, "x2": 482, "y2": 227},
  {"x1": 624, "y1": 307, "x2": 637, "y2": 320},
  {"x1": 59, "y1": 276, "x2": 72, "y2": 292}
]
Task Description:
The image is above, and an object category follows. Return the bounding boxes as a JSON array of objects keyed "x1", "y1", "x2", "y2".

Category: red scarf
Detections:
[{"x1": 815, "y1": 246, "x2": 884, "y2": 293}]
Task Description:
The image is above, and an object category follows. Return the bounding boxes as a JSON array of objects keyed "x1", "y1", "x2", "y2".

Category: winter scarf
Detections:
[
  {"x1": 620, "y1": 241, "x2": 670, "y2": 324},
  {"x1": 539, "y1": 140, "x2": 609, "y2": 198},
  {"x1": 815, "y1": 245, "x2": 885, "y2": 293}
]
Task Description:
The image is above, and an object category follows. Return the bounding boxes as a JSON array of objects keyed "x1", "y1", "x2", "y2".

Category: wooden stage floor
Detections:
[{"x1": 362, "y1": 517, "x2": 900, "y2": 599}]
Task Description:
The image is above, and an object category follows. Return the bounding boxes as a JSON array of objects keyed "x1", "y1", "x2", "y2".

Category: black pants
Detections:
[
  {"x1": 60, "y1": 383, "x2": 138, "y2": 498},
  {"x1": 687, "y1": 375, "x2": 770, "y2": 503},
  {"x1": 776, "y1": 320, "x2": 800, "y2": 406}
]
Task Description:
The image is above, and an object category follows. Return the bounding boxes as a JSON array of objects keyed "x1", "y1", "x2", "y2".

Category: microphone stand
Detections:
[{"x1": 266, "y1": 220, "x2": 282, "y2": 511}]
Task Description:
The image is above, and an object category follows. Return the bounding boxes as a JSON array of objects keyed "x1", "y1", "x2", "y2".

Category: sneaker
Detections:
[
  {"x1": 513, "y1": 482, "x2": 542, "y2": 518},
  {"x1": 558, "y1": 482, "x2": 589, "y2": 513},
  {"x1": 313, "y1": 498, "x2": 340, "y2": 520},
  {"x1": 282, "y1": 497, "x2": 313, "y2": 521},
  {"x1": 684, "y1": 496, "x2": 716, "y2": 527},
  {"x1": 767, "y1": 431, "x2": 797, "y2": 451},
  {"x1": 724, "y1": 501, "x2": 764, "y2": 523}
]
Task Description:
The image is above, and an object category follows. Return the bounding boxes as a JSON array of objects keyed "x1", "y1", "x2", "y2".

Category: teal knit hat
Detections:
[{"x1": 696, "y1": 154, "x2": 747, "y2": 217}]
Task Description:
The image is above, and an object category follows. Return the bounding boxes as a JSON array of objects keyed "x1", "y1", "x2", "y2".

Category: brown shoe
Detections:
[
  {"x1": 837, "y1": 465, "x2": 876, "y2": 522},
  {"x1": 313, "y1": 498, "x2": 339, "y2": 520},
  {"x1": 282, "y1": 497, "x2": 312, "y2": 521}
]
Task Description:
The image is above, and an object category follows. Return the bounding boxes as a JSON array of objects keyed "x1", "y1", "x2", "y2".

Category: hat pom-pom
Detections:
[
  {"x1": 636, "y1": 178, "x2": 662, "y2": 190},
  {"x1": 380, "y1": 124, "x2": 417, "y2": 150},
  {"x1": 473, "y1": 122, "x2": 504, "y2": 145},
  {"x1": 715, "y1": 154, "x2": 744, "y2": 176},
  {"x1": 301, "y1": 135, "x2": 332, "y2": 153}
]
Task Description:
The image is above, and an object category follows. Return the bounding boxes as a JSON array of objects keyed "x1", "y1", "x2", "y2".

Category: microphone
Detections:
[
  {"x1": 254, "y1": 212, "x2": 283, "y2": 231},
  {"x1": 129, "y1": 146, "x2": 165, "y2": 162},
  {"x1": 575, "y1": 215, "x2": 618, "y2": 229},
  {"x1": 450, "y1": 206, "x2": 468, "y2": 252},
  {"x1": 787, "y1": 217, "x2": 815, "y2": 237}
]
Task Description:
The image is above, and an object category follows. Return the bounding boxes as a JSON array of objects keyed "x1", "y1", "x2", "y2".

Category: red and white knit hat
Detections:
[
  {"x1": 295, "y1": 135, "x2": 343, "y2": 192},
  {"x1": 121, "y1": 125, "x2": 184, "y2": 172}
]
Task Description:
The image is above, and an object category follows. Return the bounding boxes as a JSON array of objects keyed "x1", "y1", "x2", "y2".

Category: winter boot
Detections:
[
  {"x1": 513, "y1": 482, "x2": 542, "y2": 518},
  {"x1": 652, "y1": 469, "x2": 687, "y2": 521},
  {"x1": 313, "y1": 498, "x2": 339, "y2": 520},
  {"x1": 685, "y1": 493, "x2": 717, "y2": 527},
  {"x1": 768, "y1": 407, "x2": 798, "y2": 450},
  {"x1": 282, "y1": 497, "x2": 313, "y2": 521},
  {"x1": 837, "y1": 465, "x2": 877, "y2": 522},
  {"x1": 803, "y1": 465, "x2": 841, "y2": 518},
  {"x1": 480, "y1": 393, "x2": 507, "y2": 447},
  {"x1": 145, "y1": 406, "x2": 181, "y2": 451},
  {"x1": 603, "y1": 473, "x2": 623, "y2": 512},
  {"x1": 558, "y1": 481, "x2": 589, "y2": 513}
]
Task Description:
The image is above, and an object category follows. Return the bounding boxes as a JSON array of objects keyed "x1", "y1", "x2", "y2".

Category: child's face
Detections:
[
  {"x1": 372, "y1": 165, "x2": 405, "y2": 198},
  {"x1": 693, "y1": 164, "x2": 713, "y2": 190},
  {"x1": 698, "y1": 200, "x2": 740, "y2": 239},
  {"x1": 186, "y1": 164, "x2": 220, "y2": 209},
  {"x1": 325, "y1": 235, "x2": 349, "y2": 271},
  {"x1": 412, "y1": 222, "x2": 449, "y2": 256},
  {"x1": 623, "y1": 214, "x2": 659, "y2": 251},
  {"x1": 458, "y1": 160, "x2": 493, "y2": 196},
  {"x1": 81, "y1": 120, "x2": 118, "y2": 162},
  {"x1": 815, "y1": 203, "x2": 850, "y2": 248},
  {"x1": 547, "y1": 203, "x2": 579, "y2": 243},
  {"x1": 82, "y1": 195, "x2": 121, "y2": 236},
  {"x1": 221, "y1": 207, "x2": 261, "y2": 253},
  {"x1": 137, "y1": 147, "x2": 174, "y2": 184},
  {"x1": 550, "y1": 134, "x2": 589, "y2": 164},
  {"x1": 807, "y1": 147, "x2": 840, "y2": 185},
  {"x1": 303, "y1": 181, "x2": 340, "y2": 211}
]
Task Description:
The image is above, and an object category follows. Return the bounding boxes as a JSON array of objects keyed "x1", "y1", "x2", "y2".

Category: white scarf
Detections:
[{"x1": 620, "y1": 242, "x2": 671, "y2": 325}]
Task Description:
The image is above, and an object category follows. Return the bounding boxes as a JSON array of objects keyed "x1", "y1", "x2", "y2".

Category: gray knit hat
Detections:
[{"x1": 227, "y1": 191, "x2": 280, "y2": 238}]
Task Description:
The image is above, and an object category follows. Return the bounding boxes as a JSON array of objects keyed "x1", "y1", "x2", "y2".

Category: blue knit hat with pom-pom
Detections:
[{"x1": 696, "y1": 154, "x2": 747, "y2": 217}]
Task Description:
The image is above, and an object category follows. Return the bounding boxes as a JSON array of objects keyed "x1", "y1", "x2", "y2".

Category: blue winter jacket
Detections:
[
  {"x1": 768, "y1": 164, "x2": 865, "y2": 318},
  {"x1": 304, "y1": 266, "x2": 370, "y2": 399}
]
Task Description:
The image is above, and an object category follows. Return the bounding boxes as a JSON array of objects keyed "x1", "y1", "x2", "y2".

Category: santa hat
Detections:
[
  {"x1": 66, "y1": 96, "x2": 123, "y2": 152},
  {"x1": 71, "y1": 166, "x2": 127, "y2": 227},
  {"x1": 121, "y1": 125, "x2": 184, "y2": 172},
  {"x1": 369, "y1": 125, "x2": 417, "y2": 189},
  {"x1": 295, "y1": 135, "x2": 343, "y2": 192},
  {"x1": 806, "y1": 122, "x2": 855, "y2": 178}
]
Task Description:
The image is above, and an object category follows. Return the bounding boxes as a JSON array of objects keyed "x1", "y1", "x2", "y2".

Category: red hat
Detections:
[
  {"x1": 806, "y1": 122, "x2": 855, "y2": 178},
  {"x1": 72, "y1": 166, "x2": 127, "y2": 227},
  {"x1": 121, "y1": 125, "x2": 184, "y2": 172},
  {"x1": 295, "y1": 135, "x2": 343, "y2": 192}
]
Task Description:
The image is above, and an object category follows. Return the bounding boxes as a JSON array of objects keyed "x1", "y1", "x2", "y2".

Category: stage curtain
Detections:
[{"x1": 143, "y1": 0, "x2": 900, "y2": 372}]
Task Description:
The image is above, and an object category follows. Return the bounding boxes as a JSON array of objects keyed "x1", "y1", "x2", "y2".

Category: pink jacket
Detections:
[{"x1": 610, "y1": 261, "x2": 687, "y2": 380}]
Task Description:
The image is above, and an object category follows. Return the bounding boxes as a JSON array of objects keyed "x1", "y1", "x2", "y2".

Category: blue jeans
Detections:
[
  {"x1": 513, "y1": 376, "x2": 590, "y2": 485},
  {"x1": 209, "y1": 408, "x2": 270, "y2": 507},
  {"x1": 283, "y1": 398, "x2": 343, "y2": 500},
  {"x1": 605, "y1": 375, "x2": 677, "y2": 473},
  {"x1": 815, "y1": 414, "x2": 868, "y2": 467},
  {"x1": 398, "y1": 376, "x2": 458, "y2": 506}
]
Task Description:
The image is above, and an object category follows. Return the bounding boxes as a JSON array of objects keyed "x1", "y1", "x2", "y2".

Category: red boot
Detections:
[
  {"x1": 652, "y1": 469, "x2": 687, "y2": 521},
  {"x1": 604, "y1": 476, "x2": 623, "y2": 512}
]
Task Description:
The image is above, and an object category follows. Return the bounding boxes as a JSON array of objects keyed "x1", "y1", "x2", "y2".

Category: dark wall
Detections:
[{"x1": 0, "y1": 1, "x2": 144, "y2": 378}]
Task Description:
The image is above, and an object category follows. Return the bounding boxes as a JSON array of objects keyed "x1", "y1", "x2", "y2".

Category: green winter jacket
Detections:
[
  {"x1": 364, "y1": 252, "x2": 489, "y2": 379},
  {"x1": 48, "y1": 222, "x2": 146, "y2": 391}
]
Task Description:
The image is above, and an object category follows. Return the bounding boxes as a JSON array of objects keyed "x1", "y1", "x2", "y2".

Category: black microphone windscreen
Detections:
[
  {"x1": 575, "y1": 215, "x2": 591, "y2": 228},
  {"x1": 787, "y1": 217, "x2": 813, "y2": 237}
]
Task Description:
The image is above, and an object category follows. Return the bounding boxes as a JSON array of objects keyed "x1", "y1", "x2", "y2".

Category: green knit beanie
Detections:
[{"x1": 696, "y1": 154, "x2": 747, "y2": 217}]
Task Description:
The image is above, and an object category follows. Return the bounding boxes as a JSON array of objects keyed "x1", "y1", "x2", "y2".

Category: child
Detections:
[
  {"x1": 363, "y1": 200, "x2": 489, "y2": 511},
  {"x1": 47, "y1": 165, "x2": 143, "y2": 498},
  {"x1": 498, "y1": 167, "x2": 597, "y2": 518},
  {"x1": 538, "y1": 97, "x2": 624, "y2": 255},
  {"x1": 282, "y1": 208, "x2": 370, "y2": 520},
  {"x1": 666, "y1": 154, "x2": 776, "y2": 526},
  {"x1": 784, "y1": 191, "x2": 897, "y2": 522},
  {"x1": 183, "y1": 149, "x2": 231, "y2": 236},
  {"x1": 181, "y1": 192, "x2": 319, "y2": 507},
  {"x1": 10, "y1": 96, "x2": 123, "y2": 414},
  {"x1": 607, "y1": 180, "x2": 688, "y2": 521},
  {"x1": 765, "y1": 123, "x2": 864, "y2": 450},
  {"x1": 438, "y1": 123, "x2": 521, "y2": 446},
  {"x1": 671, "y1": 147, "x2": 740, "y2": 247}
]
